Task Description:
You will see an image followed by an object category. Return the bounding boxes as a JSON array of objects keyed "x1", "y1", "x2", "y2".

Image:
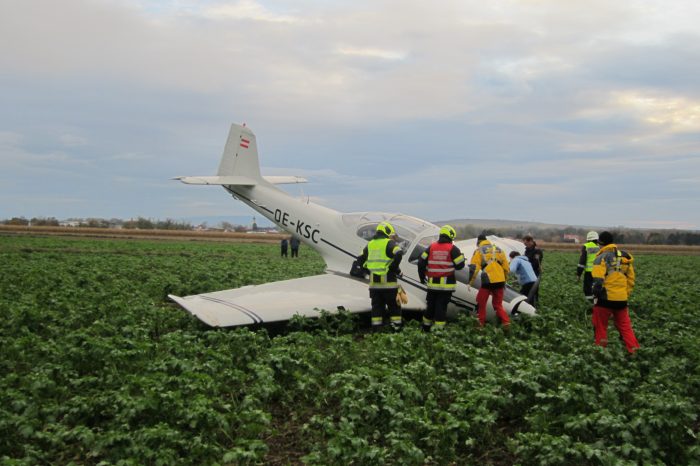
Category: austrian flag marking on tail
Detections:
[{"x1": 240, "y1": 138, "x2": 250, "y2": 149}]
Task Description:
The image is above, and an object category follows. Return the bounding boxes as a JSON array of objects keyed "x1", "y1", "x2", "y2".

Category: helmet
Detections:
[
  {"x1": 439, "y1": 225, "x2": 456, "y2": 240},
  {"x1": 376, "y1": 222, "x2": 395, "y2": 236},
  {"x1": 586, "y1": 231, "x2": 599, "y2": 241}
]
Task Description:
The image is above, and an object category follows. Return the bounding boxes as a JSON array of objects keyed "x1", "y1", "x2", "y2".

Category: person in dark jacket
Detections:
[
  {"x1": 290, "y1": 236, "x2": 300, "y2": 257},
  {"x1": 280, "y1": 237, "x2": 288, "y2": 258},
  {"x1": 356, "y1": 222, "x2": 404, "y2": 331},
  {"x1": 522, "y1": 234, "x2": 543, "y2": 305},
  {"x1": 417, "y1": 225, "x2": 465, "y2": 332}
]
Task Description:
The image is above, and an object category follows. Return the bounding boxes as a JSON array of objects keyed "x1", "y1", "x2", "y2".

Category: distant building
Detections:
[
  {"x1": 562, "y1": 234, "x2": 580, "y2": 244},
  {"x1": 59, "y1": 220, "x2": 80, "y2": 227}
]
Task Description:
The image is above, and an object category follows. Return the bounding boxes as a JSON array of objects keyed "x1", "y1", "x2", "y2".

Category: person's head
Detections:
[
  {"x1": 586, "y1": 231, "x2": 599, "y2": 242},
  {"x1": 439, "y1": 225, "x2": 456, "y2": 241},
  {"x1": 522, "y1": 234, "x2": 534, "y2": 247},
  {"x1": 509, "y1": 251, "x2": 520, "y2": 259},
  {"x1": 477, "y1": 233, "x2": 487, "y2": 244},
  {"x1": 598, "y1": 231, "x2": 614, "y2": 246},
  {"x1": 376, "y1": 221, "x2": 395, "y2": 237}
]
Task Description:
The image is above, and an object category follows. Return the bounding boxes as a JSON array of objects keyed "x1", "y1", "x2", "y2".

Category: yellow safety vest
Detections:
[{"x1": 584, "y1": 241, "x2": 600, "y2": 272}]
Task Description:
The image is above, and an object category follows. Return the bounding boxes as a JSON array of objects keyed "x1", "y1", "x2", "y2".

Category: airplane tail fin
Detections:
[
  {"x1": 174, "y1": 123, "x2": 308, "y2": 186},
  {"x1": 216, "y1": 124, "x2": 262, "y2": 181}
]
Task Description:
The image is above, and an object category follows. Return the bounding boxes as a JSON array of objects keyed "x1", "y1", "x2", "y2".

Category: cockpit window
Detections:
[
  {"x1": 409, "y1": 234, "x2": 439, "y2": 263},
  {"x1": 342, "y1": 212, "x2": 439, "y2": 252}
]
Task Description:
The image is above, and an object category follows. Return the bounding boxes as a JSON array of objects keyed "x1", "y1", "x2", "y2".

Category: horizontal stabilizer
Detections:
[
  {"x1": 173, "y1": 176, "x2": 257, "y2": 186},
  {"x1": 263, "y1": 176, "x2": 308, "y2": 185}
]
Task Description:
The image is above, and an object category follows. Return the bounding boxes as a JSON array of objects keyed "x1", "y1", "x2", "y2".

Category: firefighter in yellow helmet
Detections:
[
  {"x1": 356, "y1": 221, "x2": 404, "y2": 331},
  {"x1": 417, "y1": 225, "x2": 465, "y2": 332}
]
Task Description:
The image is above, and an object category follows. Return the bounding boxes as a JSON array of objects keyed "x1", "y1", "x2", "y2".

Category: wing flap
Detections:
[{"x1": 169, "y1": 273, "x2": 373, "y2": 327}]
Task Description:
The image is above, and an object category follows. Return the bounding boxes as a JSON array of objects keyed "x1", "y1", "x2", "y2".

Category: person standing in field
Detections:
[
  {"x1": 591, "y1": 231, "x2": 640, "y2": 354},
  {"x1": 356, "y1": 222, "x2": 404, "y2": 331},
  {"x1": 470, "y1": 234, "x2": 511, "y2": 328},
  {"x1": 522, "y1": 234, "x2": 543, "y2": 305},
  {"x1": 290, "y1": 236, "x2": 300, "y2": 258},
  {"x1": 280, "y1": 237, "x2": 288, "y2": 258},
  {"x1": 417, "y1": 225, "x2": 465, "y2": 332},
  {"x1": 522, "y1": 234, "x2": 543, "y2": 276},
  {"x1": 509, "y1": 251, "x2": 537, "y2": 304},
  {"x1": 577, "y1": 231, "x2": 600, "y2": 303}
]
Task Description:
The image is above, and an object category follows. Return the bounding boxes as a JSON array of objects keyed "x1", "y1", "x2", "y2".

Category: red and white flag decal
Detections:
[{"x1": 240, "y1": 138, "x2": 250, "y2": 149}]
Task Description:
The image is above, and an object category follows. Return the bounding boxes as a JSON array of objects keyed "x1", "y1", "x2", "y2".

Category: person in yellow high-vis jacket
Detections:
[
  {"x1": 577, "y1": 231, "x2": 600, "y2": 303},
  {"x1": 469, "y1": 234, "x2": 510, "y2": 327},
  {"x1": 356, "y1": 222, "x2": 404, "y2": 331},
  {"x1": 591, "y1": 231, "x2": 639, "y2": 354}
]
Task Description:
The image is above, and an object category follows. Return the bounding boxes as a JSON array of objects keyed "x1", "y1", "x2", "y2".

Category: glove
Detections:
[{"x1": 592, "y1": 282, "x2": 606, "y2": 301}]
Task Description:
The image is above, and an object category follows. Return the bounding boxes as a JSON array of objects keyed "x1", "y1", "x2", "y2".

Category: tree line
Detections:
[
  {"x1": 2, "y1": 217, "x2": 193, "y2": 230},
  {"x1": 3, "y1": 217, "x2": 699, "y2": 245},
  {"x1": 455, "y1": 224, "x2": 700, "y2": 246}
]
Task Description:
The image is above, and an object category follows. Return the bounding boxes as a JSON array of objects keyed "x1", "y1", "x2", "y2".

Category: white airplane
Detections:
[{"x1": 168, "y1": 123, "x2": 536, "y2": 327}]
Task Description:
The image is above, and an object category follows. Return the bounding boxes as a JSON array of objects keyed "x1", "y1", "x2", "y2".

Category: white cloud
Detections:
[
  {"x1": 1, "y1": 0, "x2": 699, "y2": 228},
  {"x1": 335, "y1": 46, "x2": 407, "y2": 61},
  {"x1": 201, "y1": 0, "x2": 301, "y2": 23}
]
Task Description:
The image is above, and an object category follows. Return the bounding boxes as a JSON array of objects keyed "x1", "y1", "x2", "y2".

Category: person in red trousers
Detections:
[
  {"x1": 469, "y1": 234, "x2": 511, "y2": 327},
  {"x1": 591, "y1": 231, "x2": 640, "y2": 354}
]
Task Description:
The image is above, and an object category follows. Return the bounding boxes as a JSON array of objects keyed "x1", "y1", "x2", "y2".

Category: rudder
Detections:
[{"x1": 217, "y1": 124, "x2": 262, "y2": 180}]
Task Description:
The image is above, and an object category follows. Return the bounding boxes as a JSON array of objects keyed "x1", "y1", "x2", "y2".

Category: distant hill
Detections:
[
  {"x1": 434, "y1": 218, "x2": 592, "y2": 231},
  {"x1": 179, "y1": 215, "x2": 274, "y2": 228}
]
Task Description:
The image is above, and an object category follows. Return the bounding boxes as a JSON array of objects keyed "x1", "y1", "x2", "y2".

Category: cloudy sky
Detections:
[{"x1": 1, "y1": 0, "x2": 699, "y2": 230}]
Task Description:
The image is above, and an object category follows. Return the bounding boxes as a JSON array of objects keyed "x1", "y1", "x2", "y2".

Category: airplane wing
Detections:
[{"x1": 169, "y1": 273, "x2": 377, "y2": 327}]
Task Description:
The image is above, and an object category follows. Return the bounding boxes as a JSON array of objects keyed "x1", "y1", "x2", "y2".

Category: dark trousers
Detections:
[
  {"x1": 281, "y1": 247, "x2": 288, "y2": 257},
  {"x1": 370, "y1": 288, "x2": 401, "y2": 327},
  {"x1": 582, "y1": 272, "x2": 593, "y2": 301},
  {"x1": 520, "y1": 282, "x2": 535, "y2": 303},
  {"x1": 291, "y1": 248, "x2": 298, "y2": 257},
  {"x1": 423, "y1": 290, "x2": 452, "y2": 329}
]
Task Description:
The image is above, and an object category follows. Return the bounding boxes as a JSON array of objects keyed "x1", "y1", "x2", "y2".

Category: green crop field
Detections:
[{"x1": 1, "y1": 235, "x2": 699, "y2": 465}]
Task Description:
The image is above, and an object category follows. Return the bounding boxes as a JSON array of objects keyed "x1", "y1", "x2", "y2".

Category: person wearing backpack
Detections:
[
  {"x1": 469, "y1": 234, "x2": 511, "y2": 327},
  {"x1": 591, "y1": 231, "x2": 640, "y2": 354}
]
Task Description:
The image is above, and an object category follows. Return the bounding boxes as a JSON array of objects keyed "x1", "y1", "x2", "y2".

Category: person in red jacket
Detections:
[{"x1": 417, "y1": 225, "x2": 465, "y2": 332}]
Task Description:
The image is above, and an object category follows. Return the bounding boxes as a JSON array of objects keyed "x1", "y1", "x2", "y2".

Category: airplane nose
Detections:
[{"x1": 512, "y1": 298, "x2": 536, "y2": 317}]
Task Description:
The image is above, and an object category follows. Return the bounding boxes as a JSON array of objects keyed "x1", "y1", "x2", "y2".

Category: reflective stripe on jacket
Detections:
[
  {"x1": 426, "y1": 242, "x2": 455, "y2": 278},
  {"x1": 362, "y1": 237, "x2": 401, "y2": 289},
  {"x1": 418, "y1": 238, "x2": 465, "y2": 291},
  {"x1": 365, "y1": 238, "x2": 391, "y2": 276}
]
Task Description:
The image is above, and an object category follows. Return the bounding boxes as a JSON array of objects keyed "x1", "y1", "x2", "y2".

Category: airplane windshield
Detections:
[
  {"x1": 408, "y1": 234, "x2": 439, "y2": 263},
  {"x1": 341, "y1": 212, "x2": 438, "y2": 252}
]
